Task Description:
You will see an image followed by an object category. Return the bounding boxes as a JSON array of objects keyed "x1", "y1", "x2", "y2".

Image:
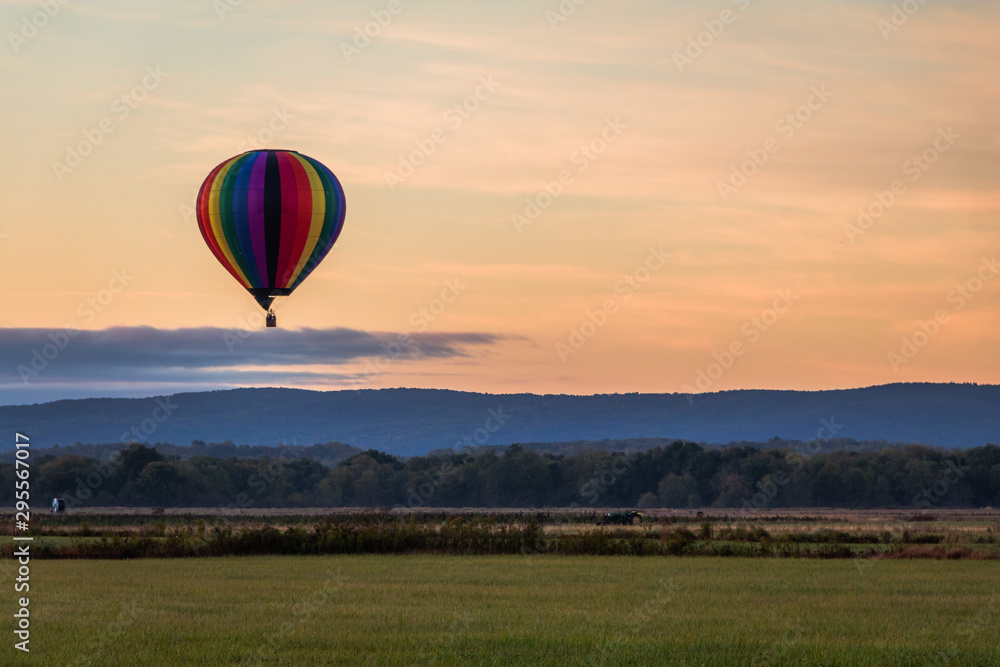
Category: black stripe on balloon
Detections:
[{"x1": 263, "y1": 151, "x2": 282, "y2": 289}]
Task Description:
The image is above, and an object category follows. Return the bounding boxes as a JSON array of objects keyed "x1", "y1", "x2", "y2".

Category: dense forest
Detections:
[{"x1": 8, "y1": 440, "x2": 1000, "y2": 510}]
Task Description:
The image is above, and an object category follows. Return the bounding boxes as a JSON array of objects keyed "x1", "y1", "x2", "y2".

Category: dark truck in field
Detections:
[{"x1": 597, "y1": 511, "x2": 643, "y2": 526}]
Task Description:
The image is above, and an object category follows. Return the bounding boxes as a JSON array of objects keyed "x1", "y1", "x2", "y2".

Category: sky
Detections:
[{"x1": 1, "y1": 0, "x2": 998, "y2": 405}]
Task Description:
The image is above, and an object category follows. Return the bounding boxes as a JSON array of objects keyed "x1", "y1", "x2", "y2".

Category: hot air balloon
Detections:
[{"x1": 195, "y1": 149, "x2": 346, "y2": 327}]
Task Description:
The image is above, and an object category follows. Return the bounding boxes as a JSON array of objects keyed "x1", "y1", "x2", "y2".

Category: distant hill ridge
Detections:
[{"x1": 1, "y1": 383, "x2": 997, "y2": 455}]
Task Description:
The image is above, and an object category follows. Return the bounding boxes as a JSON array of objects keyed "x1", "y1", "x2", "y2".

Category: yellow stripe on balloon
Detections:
[
  {"x1": 284, "y1": 152, "x2": 326, "y2": 287},
  {"x1": 208, "y1": 157, "x2": 252, "y2": 288}
]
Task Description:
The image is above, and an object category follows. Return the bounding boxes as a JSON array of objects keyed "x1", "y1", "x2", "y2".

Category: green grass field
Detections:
[{"x1": 6, "y1": 556, "x2": 998, "y2": 665}]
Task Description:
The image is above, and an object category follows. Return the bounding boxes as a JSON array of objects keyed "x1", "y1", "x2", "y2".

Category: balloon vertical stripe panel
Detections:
[
  {"x1": 274, "y1": 151, "x2": 304, "y2": 287},
  {"x1": 218, "y1": 152, "x2": 259, "y2": 286},
  {"x1": 288, "y1": 154, "x2": 346, "y2": 290},
  {"x1": 196, "y1": 159, "x2": 251, "y2": 289},
  {"x1": 284, "y1": 153, "x2": 327, "y2": 288},
  {"x1": 230, "y1": 153, "x2": 264, "y2": 287},
  {"x1": 195, "y1": 150, "x2": 346, "y2": 306}
]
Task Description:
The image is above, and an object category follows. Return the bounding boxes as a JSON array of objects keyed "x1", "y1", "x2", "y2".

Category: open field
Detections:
[
  {"x1": 11, "y1": 507, "x2": 1000, "y2": 520},
  {"x1": 4, "y1": 508, "x2": 999, "y2": 560},
  {"x1": 4, "y1": 556, "x2": 998, "y2": 665}
]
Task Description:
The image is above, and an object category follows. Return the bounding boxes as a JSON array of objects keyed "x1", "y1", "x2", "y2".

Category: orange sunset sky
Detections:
[{"x1": 1, "y1": 0, "x2": 998, "y2": 404}]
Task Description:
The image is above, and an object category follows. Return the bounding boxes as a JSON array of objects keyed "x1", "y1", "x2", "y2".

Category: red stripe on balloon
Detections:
[
  {"x1": 275, "y1": 152, "x2": 298, "y2": 288},
  {"x1": 282, "y1": 153, "x2": 314, "y2": 288},
  {"x1": 196, "y1": 162, "x2": 225, "y2": 258}
]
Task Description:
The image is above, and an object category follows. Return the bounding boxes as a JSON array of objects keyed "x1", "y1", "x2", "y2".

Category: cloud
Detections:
[{"x1": 2, "y1": 326, "x2": 507, "y2": 389}]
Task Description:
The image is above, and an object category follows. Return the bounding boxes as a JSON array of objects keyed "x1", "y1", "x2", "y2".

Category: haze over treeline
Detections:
[{"x1": 10, "y1": 440, "x2": 998, "y2": 511}]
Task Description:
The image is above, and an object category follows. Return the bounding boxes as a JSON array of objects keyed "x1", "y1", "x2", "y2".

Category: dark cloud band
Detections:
[{"x1": 1, "y1": 326, "x2": 505, "y2": 401}]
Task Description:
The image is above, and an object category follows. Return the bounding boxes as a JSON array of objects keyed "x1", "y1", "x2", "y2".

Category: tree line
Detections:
[{"x1": 5, "y1": 440, "x2": 999, "y2": 510}]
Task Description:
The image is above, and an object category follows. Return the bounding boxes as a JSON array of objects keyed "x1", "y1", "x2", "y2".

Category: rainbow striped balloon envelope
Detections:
[{"x1": 196, "y1": 149, "x2": 346, "y2": 313}]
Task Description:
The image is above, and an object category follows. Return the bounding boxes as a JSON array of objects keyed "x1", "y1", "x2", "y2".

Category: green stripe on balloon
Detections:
[{"x1": 218, "y1": 153, "x2": 255, "y2": 285}]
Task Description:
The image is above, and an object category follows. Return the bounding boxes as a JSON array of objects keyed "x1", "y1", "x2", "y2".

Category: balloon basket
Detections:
[{"x1": 266, "y1": 311, "x2": 277, "y2": 328}]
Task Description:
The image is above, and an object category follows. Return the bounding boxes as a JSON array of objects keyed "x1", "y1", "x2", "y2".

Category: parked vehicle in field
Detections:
[{"x1": 598, "y1": 510, "x2": 642, "y2": 526}]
